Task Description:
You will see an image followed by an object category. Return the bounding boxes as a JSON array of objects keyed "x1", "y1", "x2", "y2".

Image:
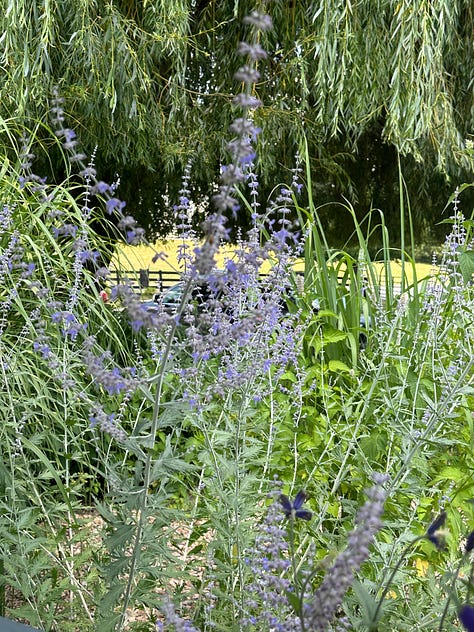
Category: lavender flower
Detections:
[
  {"x1": 52, "y1": 223, "x2": 78, "y2": 239},
  {"x1": 0, "y1": 204, "x2": 13, "y2": 231},
  {"x1": 291, "y1": 152, "x2": 304, "y2": 195},
  {"x1": 82, "y1": 336, "x2": 140, "y2": 396},
  {"x1": 33, "y1": 340, "x2": 52, "y2": 360},
  {"x1": 79, "y1": 165, "x2": 97, "y2": 180},
  {"x1": 90, "y1": 180, "x2": 112, "y2": 195},
  {"x1": 232, "y1": 93, "x2": 262, "y2": 109},
  {"x1": 112, "y1": 283, "x2": 173, "y2": 331},
  {"x1": 52, "y1": 310, "x2": 87, "y2": 340},
  {"x1": 242, "y1": 486, "x2": 301, "y2": 631},
  {"x1": 50, "y1": 87, "x2": 144, "y2": 251},
  {"x1": 305, "y1": 474, "x2": 388, "y2": 631},
  {"x1": 125, "y1": 226, "x2": 145, "y2": 245},
  {"x1": 234, "y1": 65, "x2": 261, "y2": 84},
  {"x1": 237, "y1": 41, "x2": 268, "y2": 60},
  {"x1": 174, "y1": 161, "x2": 195, "y2": 243},
  {"x1": 192, "y1": 214, "x2": 229, "y2": 276},
  {"x1": 89, "y1": 406, "x2": 127, "y2": 442},
  {"x1": 95, "y1": 266, "x2": 110, "y2": 280},
  {"x1": 18, "y1": 133, "x2": 48, "y2": 194},
  {"x1": 106, "y1": 197, "x2": 127, "y2": 215},
  {"x1": 157, "y1": 602, "x2": 200, "y2": 632},
  {"x1": 202, "y1": 7, "x2": 271, "y2": 257},
  {"x1": 243, "y1": 11, "x2": 273, "y2": 31}
]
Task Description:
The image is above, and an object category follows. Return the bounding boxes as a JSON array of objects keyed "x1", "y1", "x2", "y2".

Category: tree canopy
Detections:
[{"x1": 2, "y1": 0, "x2": 473, "y2": 244}]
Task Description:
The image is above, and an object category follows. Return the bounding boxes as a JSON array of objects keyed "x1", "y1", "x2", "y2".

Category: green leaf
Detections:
[
  {"x1": 150, "y1": 436, "x2": 196, "y2": 483},
  {"x1": 97, "y1": 581, "x2": 126, "y2": 630},
  {"x1": 328, "y1": 359, "x2": 352, "y2": 373},
  {"x1": 316, "y1": 309, "x2": 339, "y2": 318},
  {"x1": 285, "y1": 589, "x2": 303, "y2": 613},
  {"x1": 322, "y1": 325, "x2": 348, "y2": 344},
  {"x1": 352, "y1": 579, "x2": 381, "y2": 627},
  {"x1": 458, "y1": 249, "x2": 474, "y2": 284},
  {"x1": 433, "y1": 466, "x2": 464, "y2": 483}
]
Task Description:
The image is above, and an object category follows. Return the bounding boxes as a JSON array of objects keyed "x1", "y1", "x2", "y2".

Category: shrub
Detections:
[{"x1": 1, "y1": 7, "x2": 474, "y2": 632}]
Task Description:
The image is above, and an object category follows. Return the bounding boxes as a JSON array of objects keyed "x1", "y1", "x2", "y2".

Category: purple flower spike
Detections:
[
  {"x1": 106, "y1": 197, "x2": 126, "y2": 215},
  {"x1": 243, "y1": 11, "x2": 273, "y2": 31},
  {"x1": 279, "y1": 490, "x2": 312, "y2": 521},
  {"x1": 459, "y1": 605, "x2": 474, "y2": 632}
]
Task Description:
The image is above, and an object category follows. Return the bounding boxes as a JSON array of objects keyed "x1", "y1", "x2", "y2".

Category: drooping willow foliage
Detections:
[{"x1": 1, "y1": 0, "x2": 473, "y2": 239}]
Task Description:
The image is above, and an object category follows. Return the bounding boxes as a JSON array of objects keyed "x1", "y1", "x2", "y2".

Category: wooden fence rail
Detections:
[
  {"x1": 109, "y1": 269, "x2": 181, "y2": 293},
  {"x1": 108, "y1": 269, "x2": 348, "y2": 295},
  {"x1": 108, "y1": 269, "x2": 274, "y2": 293}
]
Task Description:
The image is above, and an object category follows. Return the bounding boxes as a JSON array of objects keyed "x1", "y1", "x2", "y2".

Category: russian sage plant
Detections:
[
  {"x1": 3, "y1": 6, "x2": 304, "y2": 631},
  {"x1": 1, "y1": 3, "x2": 474, "y2": 632}
]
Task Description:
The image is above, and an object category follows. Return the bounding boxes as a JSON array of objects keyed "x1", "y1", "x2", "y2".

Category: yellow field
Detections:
[
  {"x1": 111, "y1": 239, "x2": 270, "y2": 273},
  {"x1": 112, "y1": 239, "x2": 436, "y2": 285}
]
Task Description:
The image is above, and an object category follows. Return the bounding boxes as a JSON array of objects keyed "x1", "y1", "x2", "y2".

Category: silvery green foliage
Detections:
[
  {"x1": 305, "y1": 474, "x2": 388, "y2": 631},
  {"x1": 159, "y1": 476, "x2": 388, "y2": 632}
]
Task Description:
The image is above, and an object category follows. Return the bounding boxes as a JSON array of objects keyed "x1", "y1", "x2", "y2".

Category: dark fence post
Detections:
[{"x1": 139, "y1": 269, "x2": 149, "y2": 288}]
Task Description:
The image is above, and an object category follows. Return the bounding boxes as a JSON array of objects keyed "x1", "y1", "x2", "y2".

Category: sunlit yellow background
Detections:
[{"x1": 112, "y1": 239, "x2": 436, "y2": 285}]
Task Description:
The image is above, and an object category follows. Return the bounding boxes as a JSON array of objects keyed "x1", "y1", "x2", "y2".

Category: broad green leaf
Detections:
[
  {"x1": 328, "y1": 359, "x2": 352, "y2": 373},
  {"x1": 458, "y1": 249, "x2": 474, "y2": 284},
  {"x1": 322, "y1": 325, "x2": 348, "y2": 343}
]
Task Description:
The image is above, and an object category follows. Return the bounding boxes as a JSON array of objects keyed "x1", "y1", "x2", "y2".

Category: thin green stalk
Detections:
[
  {"x1": 438, "y1": 552, "x2": 469, "y2": 631},
  {"x1": 0, "y1": 461, "x2": 4, "y2": 617},
  {"x1": 117, "y1": 278, "x2": 192, "y2": 629},
  {"x1": 258, "y1": 362, "x2": 276, "y2": 496},
  {"x1": 397, "y1": 154, "x2": 407, "y2": 296},
  {"x1": 391, "y1": 355, "x2": 474, "y2": 490},
  {"x1": 0, "y1": 560, "x2": 3, "y2": 617},
  {"x1": 369, "y1": 536, "x2": 425, "y2": 629}
]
